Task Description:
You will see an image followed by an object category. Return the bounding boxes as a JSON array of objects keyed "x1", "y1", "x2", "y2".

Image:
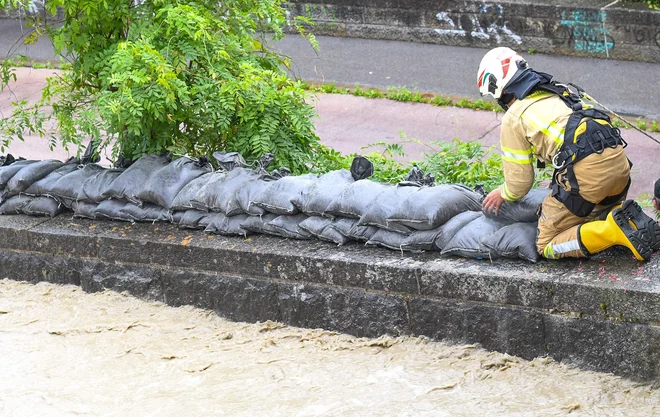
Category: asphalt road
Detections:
[
  {"x1": 1, "y1": 17, "x2": 658, "y2": 118},
  {"x1": 273, "y1": 35, "x2": 660, "y2": 120}
]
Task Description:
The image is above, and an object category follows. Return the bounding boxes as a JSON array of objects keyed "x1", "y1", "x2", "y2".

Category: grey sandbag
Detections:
[
  {"x1": 170, "y1": 172, "x2": 214, "y2": 211},
  {"x1": 484, "y1": 188, "x2": 550, "y2": 223},
  {"x1": 0, "y1": 160, "x2": 36, "y2": 188},
  {"x1": 294, "y1": 169, "x2": 354, "y2": 216},
  {"x1": 326, "y1": 217, "x2": 358, "y2": 238},
  {"x1": 21, "y1": 196, "x2": 64, "y2": 217},
  {"x1": 78, "y1": 168, "x2": 125, "y2": 203},
  {"x1": 95, "y1": 199, "x2": 130, "y2": 221},
  {"x1": 347, "y1": 223, "x2": 379, "y2": 242},
  {"x1": 358, "y1": 184, "x2": 419, "y2": 233},
  {"x1": 366, "y1": 229, "x2": 410, "y2": 251},
  {"x1": 325, "y1": 179, "x2": 390, "y2": 219},
  {"x1": 482, "y1": 222, "x2": 541, "y2": 263},
  {"x1": 240, "y1": 213, "x2": 279, "y2": 235},
  {"x1": 101, "y1": 154, "x2": 170, "y2": 204},
  {"x1": 179, "y1": 210, "x2": 211, "y2": 229},
  {"x1": 204, "y1": 213, "x2": 251, "y2": 237},
  {"x1": 441, "y1": 216, "x2": 511, "y2": 260},
  {"x1": 24, "y1": 163, "x2": 79, "y2": 197},
  {"x1": 388, "y1": 184, "x2": 482, "y2": 231},
  {"x1": 298, "y1": 215, "x2": 351, "y2": 245},
  {"x1": 235, "y1": 176, "x2": 276, "y2": 216},
  {"x1": 298, "y1": 216, "x2": 333, "y2": 237},
  {"x1": 50, "y1": 164, "x2": 106, "y2": 207},
  {"x1": 268, "y1": 213, "x2": 312, "y2": 240},
  {"x1": 3, "y1": 160, "x2": 63, "y2": 198},
  {"x1": 400, "y1": 227, "x2": 444, "y2": 252},
  {"x1": 252, "y1": 173, "x2": 318, "y2": 215},
  {"x1": 433, "y1": 211, "x2": 484, "y2": 251},
  {"x1": 209, "y1": 168, "x2": 262, "y2": 215},
  {"x1": 72, "y1": 201, "x2": 99, "y2": 219},
  {"x1": 0, "y1": 195, "x2": 32, "y2": 214},
  {"x1": 171, "y1": 211, "x2": 185, "y2": 224},
  {"x1": 120, "y1": 202, "x2": 173, "y2": 223},
  {"x1": 136, "y1": 157, "x2": 211, "y2": 209},
  {"x1": 189, "y1": 171, "x2": 231, "y2": 212}
]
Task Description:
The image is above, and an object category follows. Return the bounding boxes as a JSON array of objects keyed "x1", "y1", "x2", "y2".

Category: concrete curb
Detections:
[{"x1": 1, "y1": 214, "x2": 659, "y2": 380}]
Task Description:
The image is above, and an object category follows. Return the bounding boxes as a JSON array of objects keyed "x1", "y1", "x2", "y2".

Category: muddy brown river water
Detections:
[{"x1": 0, "y1": 279, "x2": 658, "y2": 417}]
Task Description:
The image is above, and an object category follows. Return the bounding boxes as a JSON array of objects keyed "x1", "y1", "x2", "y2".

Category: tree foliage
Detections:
[{"x1": 0, "y1": 0, "x2": 320, "y2": 171}]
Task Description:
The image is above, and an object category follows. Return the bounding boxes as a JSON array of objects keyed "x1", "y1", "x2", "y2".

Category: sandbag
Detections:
[
  {"x1": 240, "y1": 214, "x2": 279, "y2": 235},
  {"x1": 204, "y1": 213, "x2": 251, "y2": 237},
  {"x1": 24, "y1": 163, "x2": 79, "y2": 197},
  {"x1": 234, "y1": 176, "x2": 276, "y2": 216},
  {"x1": 170, "y1": 173, "x2": 214, "y2": 211},
  {"x1": 0, "y1": 160, "x2": 35, "y2": 188},
  {"x1": 208, "y1": 168, "x2": 262, "y2": 215},
  {"x1": 136, "y1": 157, "x2": 211, "y2": 209},
  {"x1": 434, "y1": 211, "x2": 484, "y2": 251},
  {"x1": 441, "y1": 216, "x2": 511, "y2": 259},
  {"x1": 178, "y1": 210, "x2": 212, "y2": 229},
  {"x1": 388, "y1": 184, "x2": 482, "y2": 231},
  {"x1": 484, "y1": 188, "x2": 550, "y2": 223},
  {"x1": 319, "y1": 225, "x2": 352, "y2": 245},
  {"x1": 293, "y1": 169, "x2": 354, "y2": 216},
  {"x1": 325, "y1": 180, "x2": 390, "y2": 219},
  {"x1": 252, "y1": 174, "x2": 318, "y2": 215},
  {"x1": 120, "y1": 203, "x2": 173, "y2": 223},
  {"x1": 72, "y1": 202, "x2": 99, "y2": 219},
  {"x1": 358, "y1": 184, "x2": 419, "y2": 233},
  {"x1": 95, "y1": 200, "x2": 130, "y2": 221},
  {"x1": 101, "y1": 154, "x2": 170, "y2": 204},
  {"x1": 482, "y1": 222, "x2": 540, "y2": 263},
  {"x1": 3, "y1": 160, "x2": 63, "y2": 199},
  {"x1": 0, "y1": 195, "x2": 32, "y2": 214},
  {"x1": 267, "y1": 214, "x2": 312, "y2": 240},
  {"x1": 78, "y1": 168, "x2": 125, "y2": 203},
  {"x1": 21, "y1": 196, "x2": 64, "y2": 217},
  {"x1": 400, "y1": 227, "x2": 444, "y2": 252},
  {"x1": 366, "y1": 229, "x2": 410, "y2": 251},
  {"x1": 326, "y1": 217, "x2": 358, "y2": 239},
  {"x1": 171, "y1": 211, "x2": 185, "y2": 224},
  {"x1": 347, "y1": 223, "x2": 379, "y2": 242},
  {"x1": 298, "y1": 216, "x2": 333, "y2": 238},
  {"x1": 50, "y1": 164, "x2": 106, "y2": 207},
  {"x1": 189, "y1": 172, "x2": 231, "y2": 212}
]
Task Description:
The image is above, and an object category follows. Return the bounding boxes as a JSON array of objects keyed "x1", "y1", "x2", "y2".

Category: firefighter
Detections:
[{"x1": 478, "y1": 47, "x2": 659, "y2": 260}]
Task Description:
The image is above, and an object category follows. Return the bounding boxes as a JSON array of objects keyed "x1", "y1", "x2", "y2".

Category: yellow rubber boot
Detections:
[{"x1": 578, "y1": 208, "x2": 652, "y2": 261}]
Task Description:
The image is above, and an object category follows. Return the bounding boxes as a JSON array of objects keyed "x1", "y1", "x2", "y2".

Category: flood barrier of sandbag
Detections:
[{"x1": 0, "y1": 153, "x2": 546, "y2": 262}]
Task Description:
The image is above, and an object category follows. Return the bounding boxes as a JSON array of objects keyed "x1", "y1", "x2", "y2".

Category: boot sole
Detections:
[
  {"x1": 620, "y1": 200, "x2": 660, "y2": 250},
  {"x1": 612, "y1": 208, "x2": 652, "y2": 261}
]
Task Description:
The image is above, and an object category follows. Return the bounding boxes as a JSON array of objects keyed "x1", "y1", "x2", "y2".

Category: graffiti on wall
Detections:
[
  {"x1": 558, "y1": 10, "x2": 614, "y2": 54},
  {"x1": 434, "y1": 3, "x2": 522, "y2": 45}
]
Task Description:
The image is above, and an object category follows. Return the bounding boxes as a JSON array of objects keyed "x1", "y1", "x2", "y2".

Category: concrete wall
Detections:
[
  {"x1": 1, "y1": 213, "x2": 660, "y2": 381},
  {"x1": 285, "y1": 0, "x2": 660, "y2": 63}
]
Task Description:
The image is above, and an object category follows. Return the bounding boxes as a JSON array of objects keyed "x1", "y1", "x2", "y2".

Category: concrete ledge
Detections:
[
  {"x1": 285, "y1": 0, "x2": 660, "y2": 63},
  {"x1": 1, "y1": 214, "x2": 659, "y2": 380}
]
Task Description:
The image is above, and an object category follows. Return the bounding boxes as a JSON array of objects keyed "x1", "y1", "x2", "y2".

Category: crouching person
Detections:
[{"x1": 478, "y1": 47, "x2": 659, "y2": 260}]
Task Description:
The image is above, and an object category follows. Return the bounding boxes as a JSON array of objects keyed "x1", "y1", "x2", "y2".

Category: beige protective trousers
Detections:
[{"x1": 536, "y1": 146, "x2": 631, "y2": 259}]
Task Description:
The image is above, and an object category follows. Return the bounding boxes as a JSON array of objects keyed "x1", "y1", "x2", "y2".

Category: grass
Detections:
[{"x1": 303, "y1": 81, "x2": 660, "y2": 133}]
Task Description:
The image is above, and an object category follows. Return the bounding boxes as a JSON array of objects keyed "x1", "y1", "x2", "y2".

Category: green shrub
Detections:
[{"x1": 0, "y1": 0, "x2": 320, "y2": 172}]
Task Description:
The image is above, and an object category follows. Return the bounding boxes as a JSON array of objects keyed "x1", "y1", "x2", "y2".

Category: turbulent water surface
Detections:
[{"x1": 0, "y1": 279, "x2": 658, "y2": 417}]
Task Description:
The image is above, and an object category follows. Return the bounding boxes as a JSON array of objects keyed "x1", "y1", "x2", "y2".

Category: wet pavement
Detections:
[{"x1": 1, "y1": 279, "x2": 658, "y2": 417}]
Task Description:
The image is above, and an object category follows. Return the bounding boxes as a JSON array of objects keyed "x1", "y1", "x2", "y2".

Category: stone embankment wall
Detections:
[
  {"x1": 285, "y1": 0, "x2": 660, "y2": 63},
  {"x1": 1, "y1": 214, "x2": 660, "y2": 381}
]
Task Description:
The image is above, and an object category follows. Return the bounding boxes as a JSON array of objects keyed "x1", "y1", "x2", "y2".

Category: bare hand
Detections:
[{"x1": 482, "y1": 188, "x2": 505, "y2": 216}]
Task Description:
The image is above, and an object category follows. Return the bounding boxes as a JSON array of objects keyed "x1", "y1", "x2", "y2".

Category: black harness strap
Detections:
[{"x1": 533, "y1": 82, "x2": 629, "y2": 217}]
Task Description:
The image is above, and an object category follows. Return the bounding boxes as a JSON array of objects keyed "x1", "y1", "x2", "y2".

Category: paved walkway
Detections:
[{"x1": 2, "y1": 67, "x2": 659, "y2": 200}]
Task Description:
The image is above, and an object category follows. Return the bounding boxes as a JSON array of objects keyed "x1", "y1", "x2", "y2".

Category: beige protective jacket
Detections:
[{"x1": 498, "y1": 91, "x2": 572, "y2": 201}]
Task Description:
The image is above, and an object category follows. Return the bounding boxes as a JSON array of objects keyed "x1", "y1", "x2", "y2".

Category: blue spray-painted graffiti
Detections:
[{"x1": 560, "y1": 10, "x2": 614, "y2": 54}]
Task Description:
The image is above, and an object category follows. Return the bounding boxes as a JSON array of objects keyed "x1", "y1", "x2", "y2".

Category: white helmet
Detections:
[{"x1": 477, "y1": 47, "x2": 527, "y2": 100}]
